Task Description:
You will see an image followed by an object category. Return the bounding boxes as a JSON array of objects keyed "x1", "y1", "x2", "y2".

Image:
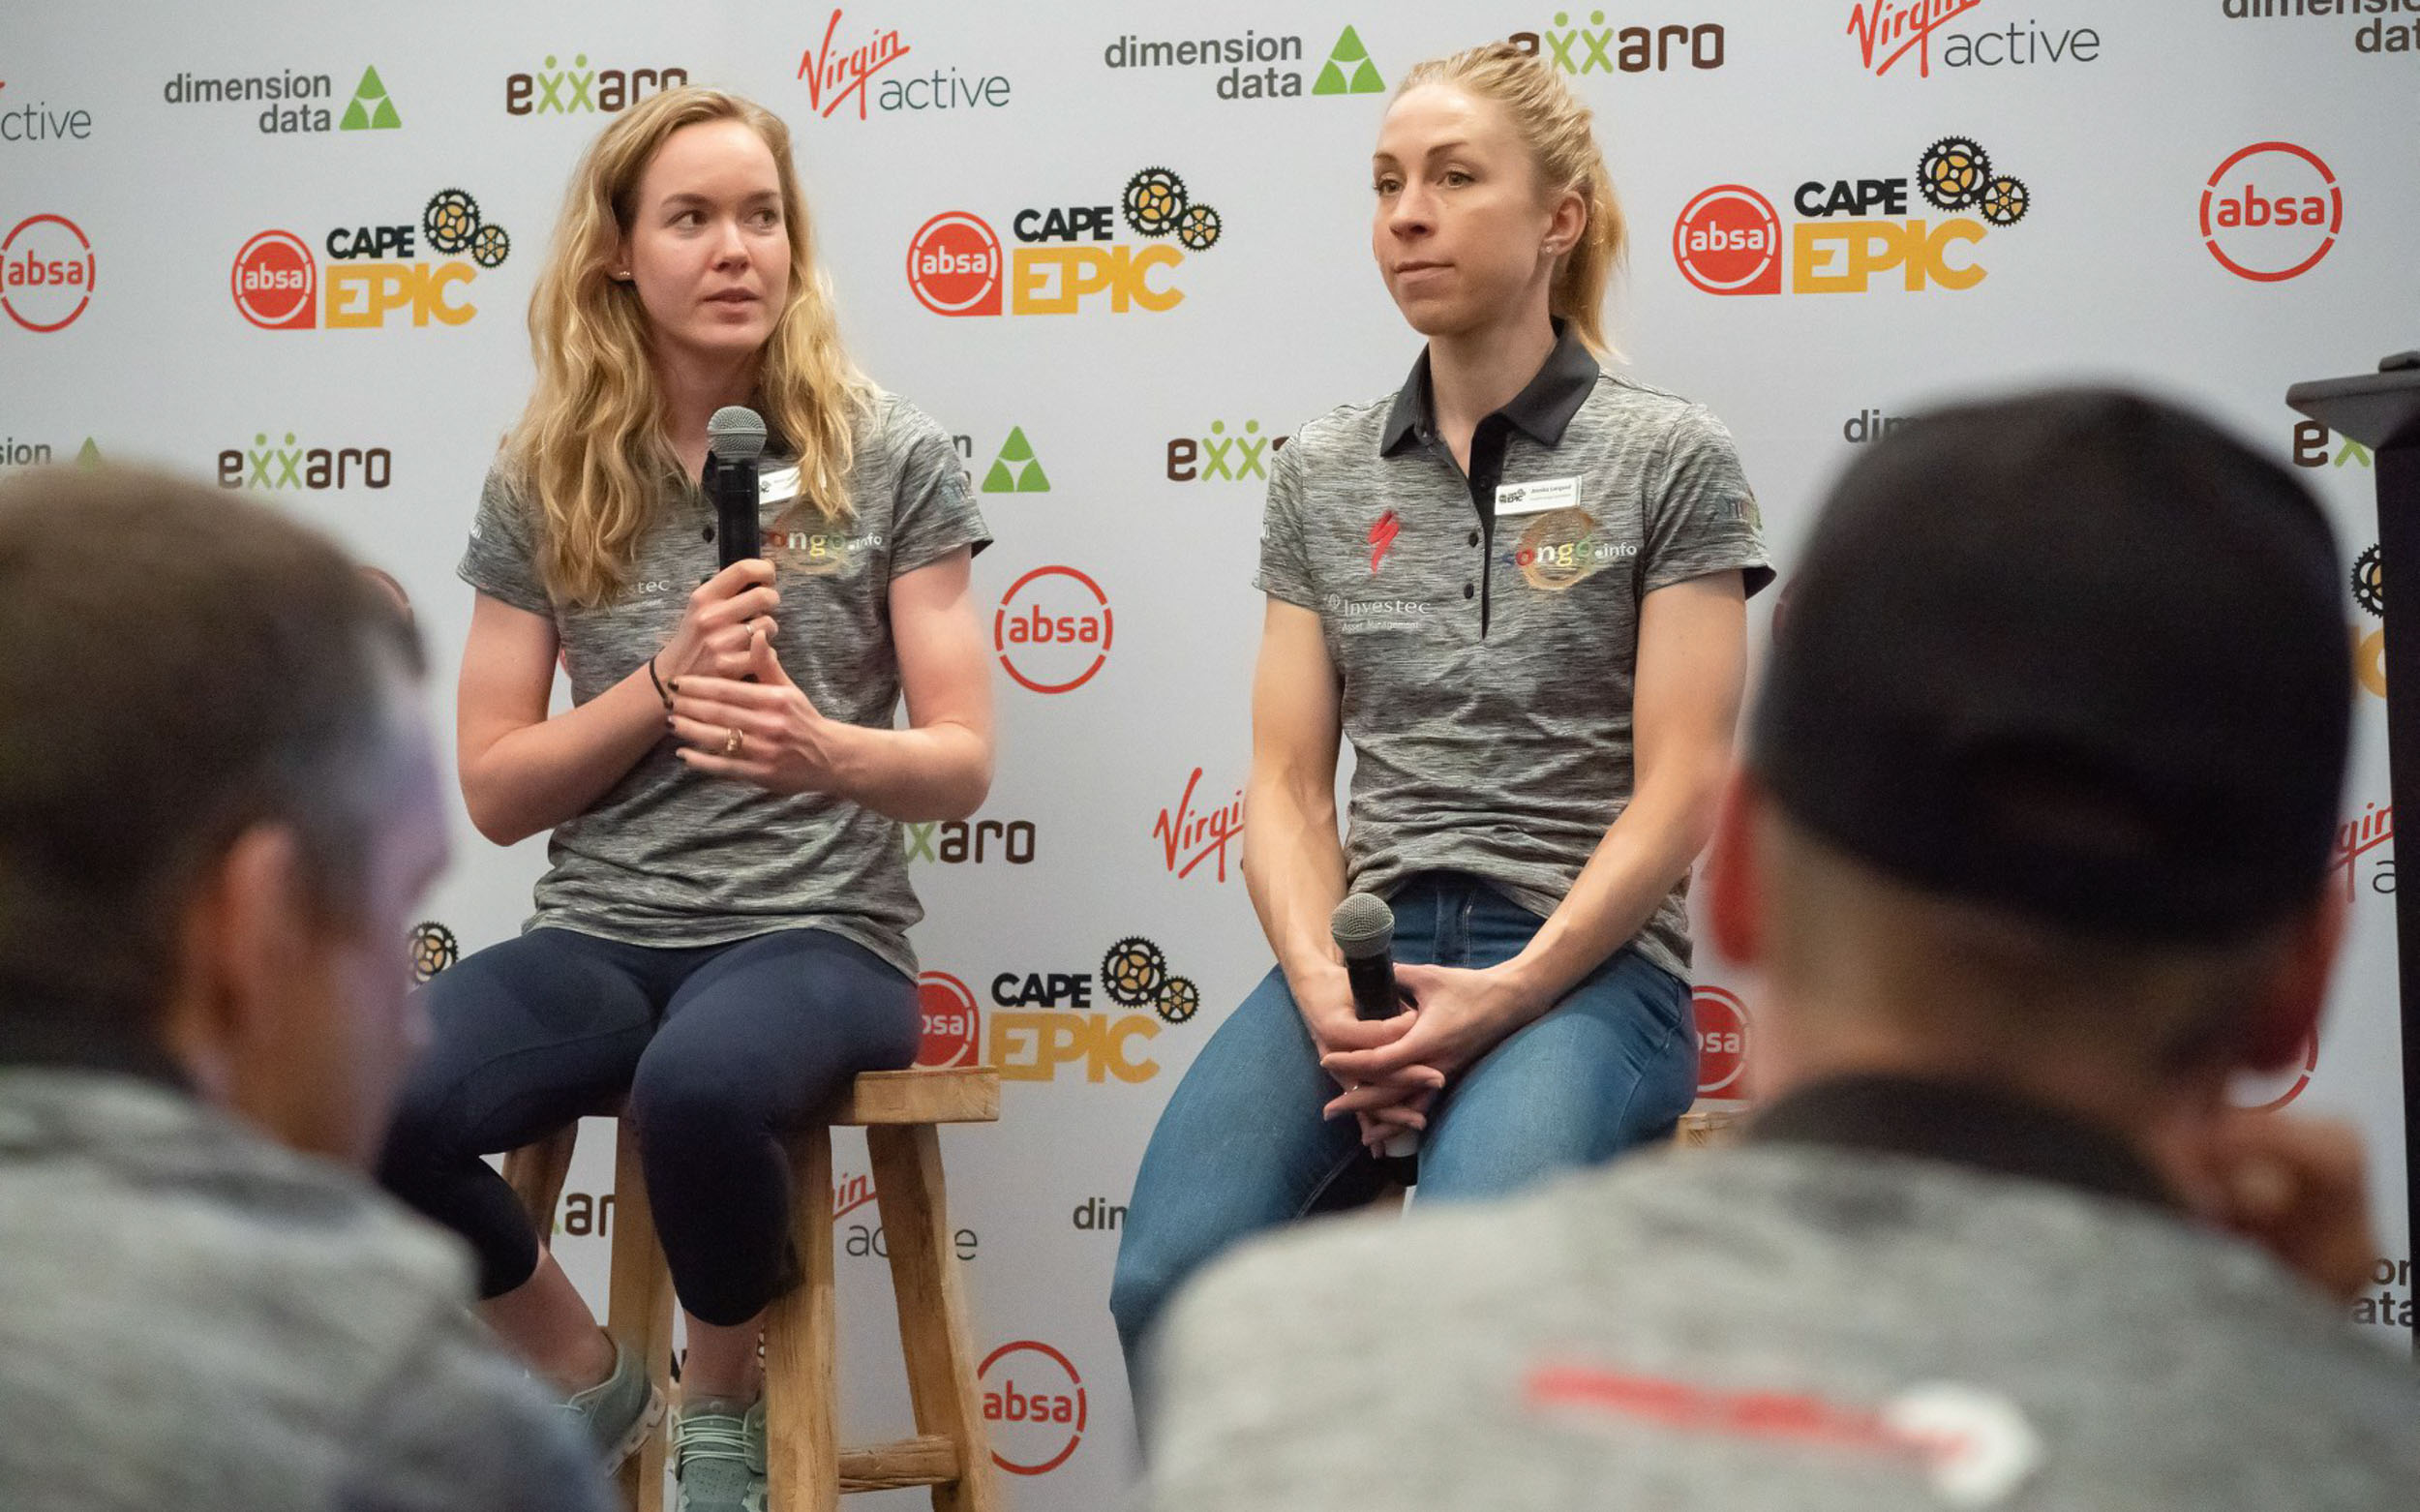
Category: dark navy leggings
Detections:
[{"x1": 377, "y1": 926, "x2": 920, "y2": 1326}]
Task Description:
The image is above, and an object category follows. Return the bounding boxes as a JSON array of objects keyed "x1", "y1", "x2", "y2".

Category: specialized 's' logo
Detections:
[
  {"x1": 994, "y1": 565, "x2": 1112, "y2": 694},
  {"x1": 914, "y1": 971, "x2": 982, "y2": 1070},
  {"x1": 980, "y1": 1341, "x2": 1086, "y2": 1475},
  {"x1": 1, "y1": 214, "x2": 94, "y2": 332},
  {"x1": 1368, "y1": 508, "x2": 1402, "y2": 572},
  {"x1": 1691, "y1": 984, "x2": 1752, "y2": 1098},
  {"x1": 2200, "y1": 142, "x2": 2342, "y2": 284}
]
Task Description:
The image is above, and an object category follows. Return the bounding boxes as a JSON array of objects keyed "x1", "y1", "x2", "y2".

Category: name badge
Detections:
[
  {"x1": 758, "y1": 464, "x2": 802, "y2": 506},
  {"x1": 1495, "y1": 474, "x2": 1584, "y2": 517}
]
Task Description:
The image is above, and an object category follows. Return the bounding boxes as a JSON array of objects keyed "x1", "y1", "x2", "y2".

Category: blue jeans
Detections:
[{"x1": 1108, "y1": 872, "x2": 1694, "y2": 1393}]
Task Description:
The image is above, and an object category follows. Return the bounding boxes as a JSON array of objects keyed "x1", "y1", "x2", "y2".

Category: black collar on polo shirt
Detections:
[
  {"x1": 1745, "y1": 1073, "x2": 2182, "y2": 1213},
  {"x1": 1378, "y1": 318, "x2": 1601, "y2": 459}
]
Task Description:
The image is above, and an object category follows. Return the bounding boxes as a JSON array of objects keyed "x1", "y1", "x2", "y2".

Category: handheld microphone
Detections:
[
  {"x1": 706, "y1": 406, "x2": 768, "y2": 573},
  {"x1": 1330, "y1": 892, "x2": 1418, "y2": 1162}
]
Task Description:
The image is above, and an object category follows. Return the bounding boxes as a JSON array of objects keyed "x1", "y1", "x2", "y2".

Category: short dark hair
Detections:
[{"x1": 0, "y1": 467, "x2": 425, "y2": 1046}]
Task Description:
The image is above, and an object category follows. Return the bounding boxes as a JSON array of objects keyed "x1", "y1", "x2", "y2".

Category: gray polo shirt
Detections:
[
  {"x1": 1256, "y1": 327, "x2": 1770, "y2": 979},
  {"x1": 460, "y1": 390, "x2": 988, "y2": 975}
]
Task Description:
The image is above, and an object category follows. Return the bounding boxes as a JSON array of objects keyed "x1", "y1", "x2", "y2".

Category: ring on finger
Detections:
[{"x1": 722, "y1": 727, "x2": 744, "y2": 757}]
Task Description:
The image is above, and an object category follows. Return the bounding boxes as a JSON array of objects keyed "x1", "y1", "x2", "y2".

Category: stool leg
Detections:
[
  {"x1": 865, "y1": 1125, "x2": 1001, "y2": 1512},
  {"x1": 607, "y1": 1121, "x2": 673, "y2": 1512},
  {"x1": 766, "y1": 1125, "x2": 840, "y2": 1511}
]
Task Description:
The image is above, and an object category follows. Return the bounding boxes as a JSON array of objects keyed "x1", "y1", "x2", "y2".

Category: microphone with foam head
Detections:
[
  {"x1": 1330, "y1": 892, "x2": 1418, "y2": 1161},
  {"x1": 706, "y1": 405, "x2": 768, "y2": 573}
]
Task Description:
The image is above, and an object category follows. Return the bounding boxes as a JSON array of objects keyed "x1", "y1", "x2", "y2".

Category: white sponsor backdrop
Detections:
[{"x1": 5, "y1": 1, "x2": 2417, "y2": 1503}]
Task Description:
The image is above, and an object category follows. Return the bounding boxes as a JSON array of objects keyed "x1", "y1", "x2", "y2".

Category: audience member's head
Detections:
[
  {"x1": 1710, "y1": 388, "x2": 2349, "y2": 1124},
  {"x1": 0, "y1": 467, "x2": 444, "y2": 1165}
]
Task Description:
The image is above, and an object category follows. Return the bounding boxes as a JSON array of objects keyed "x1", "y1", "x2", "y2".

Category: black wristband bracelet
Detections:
[{"x1": 647, "y1": 655, "x2": 673, "y2": 710}]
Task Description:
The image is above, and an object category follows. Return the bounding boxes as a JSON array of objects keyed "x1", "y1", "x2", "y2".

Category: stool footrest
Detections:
[{"x1": 836, "y1": 1434, "x2": 960, "y2": 1492}]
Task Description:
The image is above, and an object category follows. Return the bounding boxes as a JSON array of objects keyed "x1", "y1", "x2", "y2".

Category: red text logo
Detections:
[
  {"x1": 1155, "y1": 767, "x2": 1244, "y2": 882},
  {"x1": 1847, "y1": 0, "x2": 1986, "y2": 77},
  {"x1": 231, "y1": 229, "x2": 318, "y2": 329},
  {"x1": 915, "y1": 971, "x2": 982, "y2": 1070},
  {"x1": 2201, "y1": 141, "x2": 2342, "y2": 283},
  {"x1": 994, "y1": 564, "x2": 1112, "y2": 694},
  {"x1": 800, "y1": 9, "x2": 912, "y2": 120},
  {"x1": 1691, "y1": 984, "x2": 1752, "y2": 1098},
  {"x1": 1, "y1": 214, "x2": 94, "y2": 333},
  {"x1": 981, "y1": 1340, "x2": 1086, "y2": 1475},
  {"x1": 1673, "y1": 185, "x2": 1782, "y2": 296},
  {"x1": 907, "y1": 211, "x2": 1004, "y2": 317}
]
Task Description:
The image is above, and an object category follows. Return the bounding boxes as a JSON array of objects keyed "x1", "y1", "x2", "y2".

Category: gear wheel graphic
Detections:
[
  {"x1": 1917, "y1": 137, "x2": 1991, "y2": 212},
  {"x1": 470, "y1": 223, "x2": 512, "y2": 268},
  {"x1": 408, "y1": 921, "x2": 459, "y2": 984},
  {"x1": 1122, "y1": 167, "x2": 1189, "y2": 238},
  {"x1": 1101, "y1": 936, "x2": 1169, "y2": 1008},
  {"x1": 2354, "y1": 543, "x2": 2384, "y2": 619},
  {"x1": 1979, "y1": 175, "x2": 2029, "y2": 227},
  {"x1": 1175, "y1": 203, "x2": 1222, "y2": 252},
  {"x1": 1155, "y1": 976, "x2": 1201, "y2": 1025},
  {"x1": 423, "y1": 189, "x2": 481, "y2": 255}
]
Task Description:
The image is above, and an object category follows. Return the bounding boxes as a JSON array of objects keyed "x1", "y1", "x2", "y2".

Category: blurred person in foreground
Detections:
[
  {"x1": 0, "y1": 468, "x2": 608, "y2": 1512},
  {"x1": 1148, "y1": 388, "x2": 2420, "y2": 1511}
]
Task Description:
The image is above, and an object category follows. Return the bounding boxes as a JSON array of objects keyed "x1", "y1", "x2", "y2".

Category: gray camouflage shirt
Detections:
[
  {"x1": 1257, "y1": 328, "x2": 1770, "y2": 978},
  {"x1": 461, "y1": 391, "x2": 989, "y2": 975}
]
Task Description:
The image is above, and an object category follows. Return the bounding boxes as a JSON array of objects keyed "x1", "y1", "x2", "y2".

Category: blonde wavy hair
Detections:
[
  {"x1": 506, "y1": 87, "x2": 870, "y2": 609},
  {"x1": 1396, "y1": 44, "x2": 1628, "y2": 356}
]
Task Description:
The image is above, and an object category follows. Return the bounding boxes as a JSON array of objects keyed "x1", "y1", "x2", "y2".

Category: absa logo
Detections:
[
  {"x1": 980, "y1": 1341, "x2": 1085, "y2": 1475},
  {"x1": 232, "y1": 229, "x2": 318, "y2": 329},
  {"x1": 995, "y1": 564, "x2": 1112, "y2": 694},
  {"x1": 2200, "y1": 141, "x2": 2342, "y2": 283},
  {"x1": 915, "y1": 971, "x2": 982, "y2": 1070},
  {"x1": 1673, "y1": 186, "x2": 1781, "y2": 296},
  {"x1": 2, "y1": 214, "x2": 95, "y2": 333},
  {"x1": 1691, "y1": 984, "x2": 1752, "y2": 1098},
  {"x1": 907, "y1": 211, "x2": 1003, "y2": 317}
]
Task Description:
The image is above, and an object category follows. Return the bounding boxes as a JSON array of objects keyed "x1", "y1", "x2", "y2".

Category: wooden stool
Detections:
[
  {"x1": 502, "y1": 1067, "x2": 1004, "y2": 1512},
  {"x1": 1675, "y1": 1104, "x2": 1745, "y2": 1148}
]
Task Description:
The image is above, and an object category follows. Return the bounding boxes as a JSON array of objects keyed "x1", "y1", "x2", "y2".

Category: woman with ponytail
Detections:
[
  {"x1": 1112, "y1": 43, "x2": 1770, "y2": 1401},
  {"x1": 378, "y1": 88, "x2": 992, "y2": 1512}
]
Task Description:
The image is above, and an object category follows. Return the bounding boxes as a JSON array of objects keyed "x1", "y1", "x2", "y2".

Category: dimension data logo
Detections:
[
  {"x1": 1673, "y1": 135, "x2": 2032, "y2": 296},
  {"x1": 232, "y1": 189, "x2": 510, "y2": 331},
  {"x1": 981, "y1": 428, "x2": 1050, "y2": 493},
  {"x1": 504, "y1": 54, "x2": 687, "y2": 116},
  {"x1": 800, "y1": 8, "x2": 1012, "y2": 119},
  {"x1": 1847, "y1": 1, "x2": 2102, "y2": 76},
  {"x1": 1104, "y1": 24, "x2": 1384, "y2": 100},
  {"x1": 163, "y1": 65, "x2": 390, "y2": 135},
  {"x1": 1509, "y1": 14, "x2": 1726, "y2": 74},
  {"x1": 2, "y1": 214, "x2": 94, "y2": 333},
  {"x1": 2224, "y1": 0, "x2": 2420, "y2": 56},
  {"x1": 907, "y1": 165, "x2": 1225, "y2": 318},
  {"x1": 216, "y1": 431, "x2": 392, "y2": 492}
]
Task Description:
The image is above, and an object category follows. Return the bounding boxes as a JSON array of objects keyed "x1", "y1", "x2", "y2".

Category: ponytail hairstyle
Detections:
[
  {"x1": 1396, "y1": 43, "x2": 1627, "y2": 355},
  {"x1": 506, "y1": 86, "x2": 870, "y2": 610}
]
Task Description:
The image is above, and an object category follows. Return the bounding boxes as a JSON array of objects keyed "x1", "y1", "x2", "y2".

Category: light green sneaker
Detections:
[
  {"x1": 673, "y1": 1395, "x2": 768, "y2": 1512},
  {"x1": 560, "y1": 1337, "x2": 664, "y2": 1470}
]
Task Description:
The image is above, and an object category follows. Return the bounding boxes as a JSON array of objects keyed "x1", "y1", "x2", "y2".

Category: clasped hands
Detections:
[
  {"x1": 656, "y1": 559, "x2": 841, "y2": 795},
  {"x1": 1310, "y1": 960, "x2": 1537, "y2": 1154}
]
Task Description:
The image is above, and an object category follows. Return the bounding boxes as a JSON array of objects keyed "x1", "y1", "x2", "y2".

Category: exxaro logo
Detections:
[
  {"x1": 987, "y1": 937, "x2": 1202, "y2": 1083},
  {"x1": 1510, "y1": 14, "x2": 1726, "y2": 73},
  {"x1": 1103, "y1": 24, "x2": 1383, "y2": 100},
  {"x1": 1674, "y1": 136, "x2": 2031, "y2": 297},
  {"x1": 1155, "y1": 768, "x2": 1244, "y2": 882},
  {"x1": 1847, "y1": 1, "x2": 2101, "y2": 76},
  {"x1": 1166, "y1": 419, "x2": 1286, "y2": 482},
  {"x1": 1, "y1": 214, "x2": 93, "y2": 333},
  {"x1": 995, "y1": 565, "x2": 1111, "y2": 694},
  {"x1": 906, "y1": 817, "x2": 1037, "y2": 864},
  {"x1": 504, "y1": 54, "x2": 687, "y2": 116},
  {"x1": 2200, "y1": 142, "x2": 2341, "y2": 284},
  {"x1": 907, "y1": 165, "x2": 1225, "y2": 318},
  {"x1": 981, "y1": 1342, "x2": 1085, "y2": 1475},
  {"x1": 217, "y1": 432, "x2": 392, "y2": 492},
  {"x1": 233, "y1": 189, "x2": 511, "y2": 331},
  {"x1": 2295, "y1": 421, "x2": 2374, "y2": 471},
  {"x1": 801, "y1": 9, "x2": 1011, "y2": 118},
  {"x1": 981, "y1": 427, "x2": 1050, "y2": 493}
]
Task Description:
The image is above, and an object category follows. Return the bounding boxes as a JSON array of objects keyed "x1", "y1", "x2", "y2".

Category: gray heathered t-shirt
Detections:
[
  {"x1": 1257, "y1": 347, "x2": 1770, "y2": 980},
  {"x1": 460, "y1": 391, "x2": 987, "y2": 975}
]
